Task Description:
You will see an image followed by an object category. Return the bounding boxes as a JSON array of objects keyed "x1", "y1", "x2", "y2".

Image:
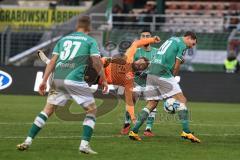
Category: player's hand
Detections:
[
  {"x1": 39, "y1": 82, "x2": 47, "y2": 96},
  {"x1": 154, "y1": 36, "x2": 161, "y2": 43},
  {"x1": 132, "y1": 117, "x2": 137, "y2": 125},
  {"x1": 102, "y1": 81, "x2": 108, "y2": 94},
  {"x1": 174, "y1": 76, "x2": 181, "y2": 83}
]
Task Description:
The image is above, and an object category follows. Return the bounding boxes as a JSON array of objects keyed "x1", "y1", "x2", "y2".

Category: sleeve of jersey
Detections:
[
  {"x1": 52, "y1": 41, "x2": 60, "y2": 55},
  {"x1": 126, "y1": 38, "x2": 156, "y2": 63},
  {"x1": 90, "y1": 39, "x2": 100, "y2": 57},
  {"x1": 176, "y1": 45, "x2": 185, "y2": 62}
]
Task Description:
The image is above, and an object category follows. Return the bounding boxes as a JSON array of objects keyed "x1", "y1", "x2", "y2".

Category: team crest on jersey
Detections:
[{"x1": 0, "y1": 70, "x2": 12, "y2": 90}]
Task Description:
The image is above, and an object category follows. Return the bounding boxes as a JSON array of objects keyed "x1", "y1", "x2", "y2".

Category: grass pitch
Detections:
[{"x1": 0, "y1": 95, "x2": 240, "y2": 160}]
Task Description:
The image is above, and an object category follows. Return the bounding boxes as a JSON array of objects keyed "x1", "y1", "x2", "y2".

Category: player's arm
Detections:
[
  {"x1": 90, "y1": 39, "x2": 108, "y2": 93},
  {"x1": 173, "y1": 45, "x2": 185, "y2": 76},
  {"x1": 126, "y1": 36, "x2": 160, "y2": 63},
  {"x1": 173, "y1": 58, "x2": 181, "y2": 76},
  {"x1": 101, "y1": 57, "x2": 112, "y2": 67},
  {"x1": 39, "y1": 54, "x2": 58, "y2": 95}
]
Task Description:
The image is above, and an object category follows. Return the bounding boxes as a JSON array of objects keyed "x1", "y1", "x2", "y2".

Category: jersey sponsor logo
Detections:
[
  {"x1": 0, "y1": 70, "x2": 12, "y2": 90},
  {"x1": 153, "y1": 58, "x2": 162, "y2": 63}
]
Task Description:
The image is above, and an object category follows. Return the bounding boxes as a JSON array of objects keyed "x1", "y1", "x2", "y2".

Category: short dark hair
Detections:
[
  {"x1": 77, "y1": 15, "x2": 91, "y2": 31},
  {"x1": 138, "y1": 56, "x2": 150, "y2": 66},
  {"x1": 140, "y1": 29, "x2": 152, "y2": 35},
  {"x1": 184, "y1": 31, "x2": 197, "y2": 40}
]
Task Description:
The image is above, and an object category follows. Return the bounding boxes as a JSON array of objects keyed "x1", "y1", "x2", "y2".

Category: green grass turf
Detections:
[{"x1": 0, "y1": 95, "x2": 240, "y2": 160}]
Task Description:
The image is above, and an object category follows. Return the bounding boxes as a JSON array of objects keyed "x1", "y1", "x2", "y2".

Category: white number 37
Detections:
[{"x1": 60, "y1": 40, "x2": 81, "y2": 60}]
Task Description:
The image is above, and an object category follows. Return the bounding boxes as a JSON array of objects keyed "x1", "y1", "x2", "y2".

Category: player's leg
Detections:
[
  {"x1": 129, "y1": 74, "x2": 161, "y2": 140},
  {"x1": 172, "y1": 93, "x2": 189, "y2": 133},
  {"x1": 121, "y1": 89, "x2": 139, "y2": 135},
  {"x1": 66, "y1": 81, "x2": 98, "y2": 154},
  {"x1": 120, "y1": 111, "x2": 131, "y2": 135},
  {"x1": 17, "y1": 81, "x2": 71, "y2": 151},
  {"x1": 129, "y1": 100, "x2": 158, "y2": 141},
  {"x1": 80, "y1": 102, "x2": 98, "y2": 154},
  {"x1": 158, "y1": 76, "x2": 200, "y2": 143},
  {"x1": 132, "y1": 84, "x2": 157, "y2": 137},
  {"x1": 144, "y1": 108, "x2": 157, "y2": 137},
  {"x1": 37, "y1": 50, "x2": 50, "y2": 64},
  {"x1": 17, "y1": 103, "x2": 55, "y2": 150},
  {"x1": 172, "y1": 93, "x2": 200, "y2": 143}
]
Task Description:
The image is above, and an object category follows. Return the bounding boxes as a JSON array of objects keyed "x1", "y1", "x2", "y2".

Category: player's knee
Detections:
[
  {"x1": 85, "y1": 102, "x2": 97, "y2": 115},
  {"x1": 43, "y1": 103, "x2": 55, "y2": 117},
  {"x1": 177, "y1": 95, "x2": 187, "y2": 104},
  {"x1": 178, "y1": 103, "x2": 187, "y2": 111},
  {"x1": 147, "y1": 100, "x2": 158, "y2": 110}
]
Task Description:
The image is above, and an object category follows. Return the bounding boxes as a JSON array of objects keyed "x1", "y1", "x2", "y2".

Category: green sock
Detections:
[
  {"x1": 82, "y1": 115, "x2": 96, "y2": 141},
  {"x1": 28, "y1": 112, "x2": 48, "y2": 138},
  {"x1": 146, "y1": 117, "x2": 154, "y2": 130},
  {"x1": 178, "y1": 110, "x2": 191, "y2": 133},
  {"x1": 132, "y1": 108, "x2": 150, "y2": 133},
  {"x1": 146, "y1": 108, "x2": 156, "y2": 130},
  {"x1": 124, "y1": 111, "x2": 131, "y2": 124}
]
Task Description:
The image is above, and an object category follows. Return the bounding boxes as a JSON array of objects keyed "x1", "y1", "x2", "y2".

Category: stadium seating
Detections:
[
  {"x1": 108, "y1": 30, "x2": 230, "y2": 50},
  {"x1": 163, "y1": 1, "x2": 240, "y2": 33}
]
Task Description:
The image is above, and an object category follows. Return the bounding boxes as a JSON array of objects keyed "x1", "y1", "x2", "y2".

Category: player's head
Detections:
[
  {"x1": 132, "y1": 57, "x2": 150, "y2": 71},
  {"x1": 140, "y1": 30, "x2": 152, "y2": 48},
  {"x1": 140, "y1": 30, "x2": 152, "y2": 39},
  {"x1": 183, "y1": 31, "x2": 197, "y2": 48},
  {"x1": 76, "y1": 15, "x2": 91, "y2": 33}
]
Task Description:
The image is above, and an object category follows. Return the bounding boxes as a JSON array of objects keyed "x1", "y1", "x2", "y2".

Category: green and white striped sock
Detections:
[
  {"x1": 146, "y1": 108, "x2": 157, "y2": 130},
  {"x1": 27, "y1": 111, "x2": 48, "y2": 140},
  {"x1": 132, "y1": 108, "x2": 150, "y2": 133},
  {"x1": 81, "y1": 114, "x2": 96, "y2": 143}
]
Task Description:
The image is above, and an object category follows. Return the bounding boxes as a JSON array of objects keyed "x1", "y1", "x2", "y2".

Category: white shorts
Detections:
[
  {"x1": 47, "y1": 79, "x2": 95, "y2": 108},
  {"x1": 144, "y1": 74, "x2": 182, "y2": 100}
]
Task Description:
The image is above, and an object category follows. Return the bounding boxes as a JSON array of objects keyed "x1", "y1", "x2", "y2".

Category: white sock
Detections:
[
  {"x1": 80, "y1": 140, "x2": 89, "y2": 148},
  {"x1": 25, "y1": 137, "x2": 32, "y2": 145}
]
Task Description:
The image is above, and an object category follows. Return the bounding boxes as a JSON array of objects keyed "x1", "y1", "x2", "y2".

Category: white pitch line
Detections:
[
  {"x1": 0, "y1": 135, "x2": 121, "y2": 139},
  {"x1": 0, "y1": 122, "x2": 113, "y2": 125},
  {"x1": 1, "y1": 122, "x2": 240, "y2": 127},
  {"x1": 1, "y1": 133, "x2": 240, "y2": 139}
]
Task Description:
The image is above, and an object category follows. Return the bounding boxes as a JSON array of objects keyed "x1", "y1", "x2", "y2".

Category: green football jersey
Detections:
[
  {"x1": 52, "y1": 32, "x2": 100, "y2": 82},
  {"x1": 134, "y1": 47, "x2": 158, "y2": 87},
  {"x1": 149, "y1": 37, "x2": 187, "y2": 78}
]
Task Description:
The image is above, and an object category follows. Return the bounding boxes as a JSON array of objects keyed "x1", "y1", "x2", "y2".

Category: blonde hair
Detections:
[{"x1": 77, "y1": 15, "x2": 91, "y2": 32}]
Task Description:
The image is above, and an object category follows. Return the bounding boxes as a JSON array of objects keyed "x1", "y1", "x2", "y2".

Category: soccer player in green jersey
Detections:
[
  {"x1": 17, "y1": 16, "x2": 108, "y2": 154},
  {"x1": 121, "y1": 30, "x2": 158, "y2": 137},
  {"x1": 129, "y1": 31, "x2": 201, "y2": 143}
]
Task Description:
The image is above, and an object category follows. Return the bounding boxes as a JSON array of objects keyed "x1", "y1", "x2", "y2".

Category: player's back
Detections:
[
  {"x1": 149, "y1": 37, "x2": 187, "y2": 78},
  {"x1": 53, "y1": 32, "x2": 99, "y2": 82},
  {"x1": 103, "y1": 56, "x2": 133, "y2": 86}
]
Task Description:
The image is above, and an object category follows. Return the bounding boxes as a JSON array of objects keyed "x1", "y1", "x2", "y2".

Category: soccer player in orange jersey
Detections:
[{"x1": 98, "y1": 36, "x2": 160, "y2": 124}]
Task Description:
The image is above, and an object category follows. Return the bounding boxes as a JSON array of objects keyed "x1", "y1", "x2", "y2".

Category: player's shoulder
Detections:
[
  {"x1": 169, "y1": 37, "x2": 185, "y2": 47},
  {"x1": 151, "y1": 47, "x2": 158, "y2": 51},
  {"x1": 169, "y1": 36, "x2": 181, "y2": 43},
  {"x1": 62, "y1": 32, "x2": 96, "y2": 42}
]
